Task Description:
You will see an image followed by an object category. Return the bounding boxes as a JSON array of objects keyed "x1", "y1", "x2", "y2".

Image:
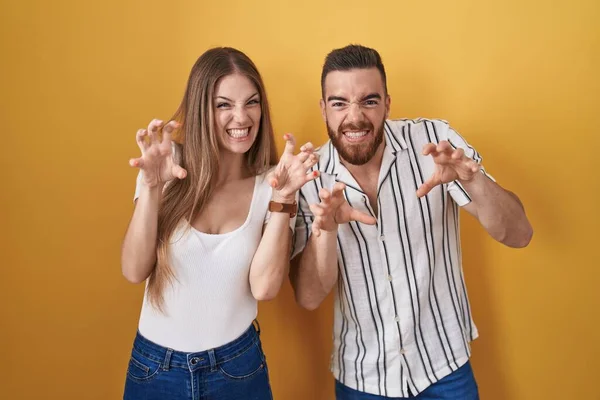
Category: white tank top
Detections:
[{"x1": 132, "y1": 170, "x2": 286, "y2": 352}]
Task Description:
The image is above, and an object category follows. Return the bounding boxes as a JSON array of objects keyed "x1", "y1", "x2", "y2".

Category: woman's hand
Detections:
[
  {"x1": 129, "y1": 119, "x2": 187, "y2": 188},
  {"x1": 268, "y1": 133, "x2": 320, "y2": 202}
]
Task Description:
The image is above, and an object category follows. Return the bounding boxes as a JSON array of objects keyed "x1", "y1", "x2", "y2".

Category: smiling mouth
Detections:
[
  {"x1": 226, "y1": 128, "x2": 250, "y2": 139},
  {"x1": 343, "y1": 130, "x2": 369, "y2": 140}
]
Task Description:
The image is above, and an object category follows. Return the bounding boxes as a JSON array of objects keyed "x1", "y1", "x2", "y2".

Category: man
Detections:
[{"x1": 290, "y1": 45, "x2": 533, "y2": 399}]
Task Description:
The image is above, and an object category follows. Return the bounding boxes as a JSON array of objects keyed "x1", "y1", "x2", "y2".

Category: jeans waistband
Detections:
[{"x1": 131, "y1": 321, "x2": 261, "y2": 371}]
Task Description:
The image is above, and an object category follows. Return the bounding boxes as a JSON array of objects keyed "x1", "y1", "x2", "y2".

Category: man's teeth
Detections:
[
  {"x1": 344, "y1": 131, "x2": 368, "y2": 138},
  {"x1": 227, "y1": 128, "x2": 249, "y2": 138}
]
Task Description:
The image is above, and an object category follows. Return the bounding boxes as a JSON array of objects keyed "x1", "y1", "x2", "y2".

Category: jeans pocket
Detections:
[
  {"x1": 218, "y1": 342, "x2": 266, "y2": 381},
  {"x1": 126, "y1": 349, "x2": 161, "y2": 383}
]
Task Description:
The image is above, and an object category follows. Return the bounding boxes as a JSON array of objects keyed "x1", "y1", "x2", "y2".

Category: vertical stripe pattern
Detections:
[{"x1": 292, "y1": 118, "x2": 490, "y2": 397}]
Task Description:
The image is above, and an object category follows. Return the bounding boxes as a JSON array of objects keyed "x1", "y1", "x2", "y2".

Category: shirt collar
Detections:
[{"x1": 317, "y1": 120, "x2": 407, "y2": 176}]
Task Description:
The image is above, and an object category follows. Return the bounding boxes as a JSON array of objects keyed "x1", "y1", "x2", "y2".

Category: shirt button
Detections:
[
  {"x1": 362, "y1": 196, "x2": 367, "y2": 203},
  {"x1": 394, "y1": 316, "x2": 400, "y2": 322},
  {"x1": 387, "y1": 275, "x2": 393, "y2": 282},
  {"x1": 400, "y1": 348, "x2": 406, "y2": 355},
  {"x1": 380, "y1": 235, "x2": 385, "y2": 241}
]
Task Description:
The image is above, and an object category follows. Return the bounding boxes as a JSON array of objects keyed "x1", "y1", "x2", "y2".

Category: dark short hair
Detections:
[{"x1": 320, "y1": 44, "x2": 387, "y2": 97}]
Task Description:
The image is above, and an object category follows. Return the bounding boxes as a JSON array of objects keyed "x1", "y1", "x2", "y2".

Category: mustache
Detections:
[{"x1": 338, "y1": 121, "x2": 374, "y2": 133}]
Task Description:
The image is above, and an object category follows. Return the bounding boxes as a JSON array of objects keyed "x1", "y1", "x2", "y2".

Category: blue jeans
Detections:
[
  {"x1": 335, "y1": 361, "x2": 479, "y2": 400},
  {"x1": 123, "y1": 322, "x2": 272, "y2": 400}
]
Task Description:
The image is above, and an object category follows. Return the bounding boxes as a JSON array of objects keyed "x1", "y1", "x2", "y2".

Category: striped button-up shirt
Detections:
[{"x1": 292, "y1": 118, "x2": 494, "y2": 397}]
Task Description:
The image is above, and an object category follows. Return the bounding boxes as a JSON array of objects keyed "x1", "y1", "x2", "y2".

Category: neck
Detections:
[
  {"x1": 341, "y1": 140, "x2": 386, "y2": 180},
  {"x1": 217, "y1": 151, "x2": 250, "y2": 186}
]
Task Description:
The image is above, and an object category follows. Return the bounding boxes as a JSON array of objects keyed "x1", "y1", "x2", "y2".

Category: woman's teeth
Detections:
[{"x1": 227, "y1": 128, "x2": 249, "y2": 138}]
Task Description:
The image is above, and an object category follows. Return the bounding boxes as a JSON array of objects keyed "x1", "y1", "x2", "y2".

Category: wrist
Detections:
[
  {"x1": 458, "y1": 165, "x2": 482, "y2": 182},
  {"x1": 146, "y1": 180, "x2": 166, "y2": 189},
  {"x1": 268, "y1": 190, "x2": 298, "y2": 217},
  {"x1": 317, "y1": 227, "x2": 339, "y2": 239},
  {"x1": 141, "y1": 174, "x2": 167, "y2": 189},
  {"x1": 319, "y1": 215, "x2": 339, "y2": 232},
  {"x1": 271, "y1": 190, "x2": 296, "y2": 204},
  {"x1": 139, "y1": 181, "x2": 165, "y2": 200},
  {"x1": 458, "y1": 167, "x2": 486, "y2": 189}
]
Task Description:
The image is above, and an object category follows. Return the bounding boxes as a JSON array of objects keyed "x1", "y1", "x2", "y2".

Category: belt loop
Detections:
[
  {"x1": 208, "y1": 349, "x2": 217, "y2": 371},
  {"x1": 162, "y1": 348, "x2": 173, "y2": 371},
  {"x1": 253, "y1": 319, "x2": 261, "y2": 336}
]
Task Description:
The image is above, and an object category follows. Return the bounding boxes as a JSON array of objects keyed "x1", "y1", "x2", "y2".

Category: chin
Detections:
[
  {"x1": 221, "y1": 140, "x2": 256, "y2": 156},
  {"x1": 223, "y1": 143, "x2": 254, "y2": 155},
  {"x1": 336, "y1": 139, "x2": 379, "y2": 165}
]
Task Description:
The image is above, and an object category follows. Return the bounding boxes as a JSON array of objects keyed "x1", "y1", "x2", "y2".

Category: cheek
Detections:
[
  {"x1": 366, "y1": 110, "x2": 385, "y2": 126},
  {"x1": 214, "y1": 111, "x2": 229, "y2": 132},
  {"x1": 325, "y1": 111, "x2": 343, "y2": 131},
  {"x1": 250, "y1": 108, "x2": 262, "y2": 124}
]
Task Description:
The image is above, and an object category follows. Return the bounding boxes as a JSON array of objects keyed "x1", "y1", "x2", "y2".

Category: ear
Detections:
[
  {"x1": 320, "y1": 98, "x2": 327, "y2": 122},
  {"x1": 385, "y1": 95, "x2": 391, "y2": 119}
]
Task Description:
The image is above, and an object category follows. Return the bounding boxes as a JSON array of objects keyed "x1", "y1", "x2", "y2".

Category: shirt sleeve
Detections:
[
  {"x1": 439, "y1": 121, "x2": 496, "y2": 207},
  {"x1": 291, "y1": 189, "x2": 314, "y2": 259}
]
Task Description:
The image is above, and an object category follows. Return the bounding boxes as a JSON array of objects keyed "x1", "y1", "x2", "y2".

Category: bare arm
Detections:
[
  {"x1": 120, "y1": 119, "x2": 187, "y2": 283},
  {"x1": 249, "y1": 212, "x2": 294, "y2": 301},
  {"x1": 417, "y1": 140, "x2": 533, "y2": 248},
  {"x1": 461, "y1": 172, "x2": 533, "y2": 247},
  {"x1": 248, "y1": 135, "x2": 319, "y2": 301},
  {"x1": 289, "y1": 229, "x2": 339, "y2": 310},
  {"x1": 290, "y1": 182, "x2": 376, "y2": 310},
  {"x1": 121, "y1": 183, "x2": 163, "y2": 283}
]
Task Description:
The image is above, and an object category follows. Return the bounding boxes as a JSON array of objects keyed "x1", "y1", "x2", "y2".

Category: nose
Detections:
[
  {"x1": 346, "y1": 102, "x2": 365, "y2": 124},
  {"x1": 232, "y1": 104, "x2": 250, "y2": 124}
]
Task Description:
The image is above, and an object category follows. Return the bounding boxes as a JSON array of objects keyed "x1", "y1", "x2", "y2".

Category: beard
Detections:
[{"x1": 327, "y1": 118, "x2": 385, "y2": 166}]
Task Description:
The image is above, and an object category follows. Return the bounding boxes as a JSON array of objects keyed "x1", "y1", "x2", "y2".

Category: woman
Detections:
[{"x1": 121, "y1": 47, "x2": 318, "y2": 400}]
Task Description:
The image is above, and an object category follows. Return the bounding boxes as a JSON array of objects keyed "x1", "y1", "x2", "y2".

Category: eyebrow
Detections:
[
  {"x1": 362, "y1": 93, "x2": 382, "y2": 101},
  {"x1": 216, "y1": 92, "x2": 260, "y2": 102},
  {"x1": 327, "y1": 93, "x2": 382, "y2": 102},
  {"x1": 327, "y1": 96, "x2": 348, "y2": 102}
]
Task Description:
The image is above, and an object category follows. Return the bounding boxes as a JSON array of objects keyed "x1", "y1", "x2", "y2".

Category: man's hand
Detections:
[
  {"x1": 310, "y1": 182, "x2": 377, "y2": 237},
  {"x1": 417, "y1": 140, "x2": 481, "y2": 198}
]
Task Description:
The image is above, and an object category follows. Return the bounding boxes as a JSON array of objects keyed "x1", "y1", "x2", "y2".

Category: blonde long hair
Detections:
[{"x1": 148, "y1": 47, "x2": 278, "y2": 311}]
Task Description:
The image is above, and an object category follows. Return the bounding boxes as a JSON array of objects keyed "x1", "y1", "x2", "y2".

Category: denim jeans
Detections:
[
  {"x1": 123, "y1": 322, "x2": 272, "y2": 400},
  {"x1": 335, "y1": 361, "x2": 479, "y2": 400}
]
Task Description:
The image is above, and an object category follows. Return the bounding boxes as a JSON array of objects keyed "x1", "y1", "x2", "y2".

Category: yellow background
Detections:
[{"x1": 1, "y1": 0, "x2": 598, "y2": 399}]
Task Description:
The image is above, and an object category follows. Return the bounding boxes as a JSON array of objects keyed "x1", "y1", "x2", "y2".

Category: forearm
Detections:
[
  {"x1": 290, "y1": 229, "x2": 339, "y2": 311},
  {"x1": 461, "y1": 172, "x2": 533, "y2": 247},
  {"x1": 249, "y1": 212, "x2": 292, "y2": 301},
  {"x1": 121, "y1": 183, "x2": 163, "y2": 283}
]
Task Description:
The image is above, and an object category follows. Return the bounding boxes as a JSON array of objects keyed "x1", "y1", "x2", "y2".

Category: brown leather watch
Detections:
[{"x1": 268, "y1": 200, "x2": 297, "y2": 218}]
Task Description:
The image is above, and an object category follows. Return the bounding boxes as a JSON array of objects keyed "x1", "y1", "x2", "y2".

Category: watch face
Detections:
[
  {"x1": 269, "y1": 202, "x2": 283, "y2": 212},
  {"x1": 269, "y1": 201, "x2": 296, "y2": 216}
]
